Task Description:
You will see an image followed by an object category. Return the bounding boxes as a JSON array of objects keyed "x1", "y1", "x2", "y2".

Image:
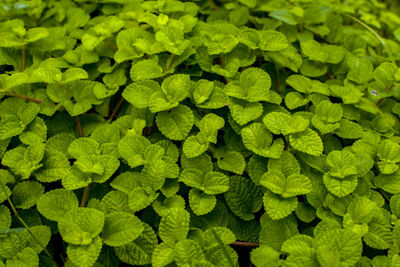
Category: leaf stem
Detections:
[
  {"x1": 145, "y1": 123, "x2": 157, "y2": 137},
  {"x1": 343, "y1": 14, "x2": 397, "y2": 66},
  {"x1": 210, "y1": 227, "x2": 235, "y2": 267},
  {"x1": 220, "y1": 54, "x2": 225, "y2": 69},
  {"x1": 3, "y1": 91, "x2": 55, "y2": 105},
  {"x1": 275, "y1": 67, "x2": 280, "y2": 93},
  {"x1": 105, "y1": 39, "x2": 118, "y2": 52},
  {"x1": 0, "y1": 179, "x2": 55, "y2": 261},
  {"x1": 75, "y1": 116, "x2": 84, "y2": 137},
  {"x1": 210, "y1": 0, "x2": 219, "y2": 11},
  {"x1": 109, "y1": 97, "x2": 125, "y2": 121},
  {"x1": 80, "y1": 185, "x2": 90, "y2": 207},
  {"x1": 21, "y1": 46, "x2": 26, "y2": 72},
  {"x1": 230, "y1": 241, "x2": 260, "y2": 247},
  {"x1": 166, "y1": 54, "x2": 175, "y2": 72}
]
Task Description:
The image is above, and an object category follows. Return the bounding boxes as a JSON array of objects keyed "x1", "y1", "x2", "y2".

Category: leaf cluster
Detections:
[{"x1": 2, "y1": 0, "x2": 400, "y2": 266}]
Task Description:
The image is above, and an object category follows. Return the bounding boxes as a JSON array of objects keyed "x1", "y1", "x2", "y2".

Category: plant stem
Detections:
[
  {"x1": 75, "y1": 116, "x2": 91, "y2": 207},
  {"x1": 210, "y1": 227, "x2": 235, "y2": 267},
  {"x1": 105, "y1": 39, "x2": 118, "y2": 52},
  {"x1": 21, "y1": 46, "x2": 26, "y2": 72},
  {"x1": 75, "y1": 116, "x2": 83, "y2": 137},
  {"x1": 145, "y1": 123, "x2": 157, "y2": 137},
  {"x1": 230, "y1": 241, "x2": 260, "y2": 247},
  {"x1": 3, "y1": 91, "x2": 55, "y2": 105},
  {"x1": 210, "y1": 0, "x2": 219, "y2": 11},
  {"x1": 0, "y1": 179, "x2": 55, "y2": 261},
  {"x1": 80, "y1": 185, "x2": 90, "y2": 207},
  {"x1": 109, "y1": 97, "x2": 125, "y2": 121},
  {"x1": 166, "y1": 54, "x2": 175, "y2": 72},
  {"x1": 220, "y1": 54, "x2": 225, "y2": 69},
  {"x1": 344, "y1": 14, "x2": 397, "y2": 66},
  {"x1": 275, "y1": 67, "x2": 280, "y2": 93}
]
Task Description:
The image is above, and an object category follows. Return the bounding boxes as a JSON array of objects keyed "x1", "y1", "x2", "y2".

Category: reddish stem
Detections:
[
  {"x1": 109, "y1": 97, "x2": 125, "y2": 120},
  {"x1": 230, "y1": 241, "x2": 260, "y2": 247}
]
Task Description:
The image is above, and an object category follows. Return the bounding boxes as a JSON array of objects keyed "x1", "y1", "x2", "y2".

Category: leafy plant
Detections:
[{"x1": 1, "y1": 0, "x2": 400, "y2": 266}]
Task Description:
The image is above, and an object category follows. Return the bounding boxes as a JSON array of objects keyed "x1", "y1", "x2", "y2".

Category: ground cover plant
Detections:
[{"x1": 2, "y1": 0, "x2": 400, "y2": 266}]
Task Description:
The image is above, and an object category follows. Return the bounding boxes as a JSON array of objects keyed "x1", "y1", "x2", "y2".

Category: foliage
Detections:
[{"x1": 1, "y1": 0, "x2": 400, "y2": 266}]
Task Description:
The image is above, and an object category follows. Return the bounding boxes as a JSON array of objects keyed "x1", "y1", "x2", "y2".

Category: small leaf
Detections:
[
  {"x1": 36, "y1": 189, "x2": 79, "y2": 221},
  {"x1": 58, "y1": 207, "x2": 105, "y2": 245},
  {"x1": 289, "y1": 129, "x2": 323, "y2": 156},
  {"x1": 102, "y1": 212, "x2": 144, "y2": 246},
  {"x1": 217, "y1": 150, "x2": 246, "y2": 175},
  {"x1": 67, "y1": 236, "x2": 102, "y2": 267},
  {"x1": 189, "y1": 188, "x2": 217, "y2": 215},
  {"x1": 159, "y1": 208, "x2": 190, "y2": 244},
  {"x1": 156, "y1": 105, "x2": 194, "y2": 141}
]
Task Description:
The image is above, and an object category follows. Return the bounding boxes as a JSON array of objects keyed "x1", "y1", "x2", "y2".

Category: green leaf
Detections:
[
  {"x1": 241, "y1": 123, "x2": 283, "y2": 158},
  {"x1": 58, "y1": 207, "x2": 105, "y2": 245},
  {"x1": 36, "y1": 189, "x2": 79, "y2": 221},
  {"x1": 334, "y1": 119, "x2": 363, "y2": 139},
  {"x1": 347, "y1": 57, "x2": 374, "y2": 84},
  {"x1": 263, "y1": 190, "x2": 298, "y2": 220},
  {"x1": 225, "y1": 175, "x2": 263, "y2": 221},
  {"x1": 259, "y1": 213, "x2": 298, "y2": 250},
  {"x1": 0, "y1": 205, "x2": 11, "y2": 230},
  {"x1": 114, "y1": 223, "x2": 157, "y2": 265},
  {"x1": 326, "y1": 150, "x2": 358, "y2": 178},
  {"x1": 289, "y1": 129, "x2": 323, "y2": 156},
  {"x1": 162, "y1": 74, "x2": 192, "y2": 103},
  {"x1": 323, "y1": 174, "x2": 358, "y2": 197},
  {"x1": 156, "y1": 20, "x2": 189, "y2": 55},
  {"x1": 263, "y1": 112, "x2": 309, "y2": 135},
  {"x1": 34, "y1": 150, "x2": 71, "y2": 182},
  {"x1": 285, "y1": 92, "x2": 309, "y2": 110},
  {"x1": 101, "y1": 190, "x2": 130, "y2": 214},
  {"x1": 174, "y1": 239, "x2": 206, "y2": 265},
  {"x1": 153, "y1": 195, "x2": 186, "y2": 217},
  {"x1": 267, "y1": 151, "x2": 300, "y2": 177},
  {"x1": 2, "y1": 143, "x2": 45, "y2": 179},
  {"x1": 47, "y1": 81, "x2": 103, "y2": 116},
  {"x1": 159, "y1": 208, "x2": 190, "y2": 244},
  {"x1": 130, "y1": 58, "x2": 164, "y2": 81},
  {"x1": 228, "y1": 98, "x2": 263, "y2": 126},
  {"x1": 5, "y1": 247, "x2": 39, "y2": 267},
  {"x1": 180, "y1": 169, "x2": 229, "y2": 194},
  {"x1": 128, "y1": 187, "x2": 159, "y2": 212},
  {"x1": 374, "y1": 170, "x2": 400, "y2": 194},
  {"x1": 193, "y1": 79, "x2": 214, "y2": 104},
  {"x1": 189, "y1": 188, "x2": 216, "y2": 216},
  {"x1": 152, "y1": 243, "x2": 175, "y2": 267},
  {"x1": 0, "y1": 99, "x2": 40, "y2": 140},
  {"x1": 68, "y1": 138, "x2": 100, "y2": 159},
  {"x1": 261, "y1": 172, "x2": 312, "y2": 198},
  {"x1": 102, "y1": 212, "x2": 144, "y2": 247},
  {"x1": 115, "y1": 28, "x2": 163, "y2": 63},
  {"x1": 259, "y1": 30, "x2": 289, "y2": 51},
  {"x1": 12, "y1": 181, "x2": 43, "y2": 209},
  {"x1": 156, "y1": 105, "x2": 194, "y2": 141},
  {"x1": 118, "y1": 133, "x2": 151, "y2": 168},
  {"x1": 67, "y1": 236, "x2": 102, "y2": 267},
  {"x1": 224, "y1": 67, "x2": 272, "y2": 102},
  {"x1": 182, "y1": 135, "x2": 209, "y2": 158},
  {"x1": 315, "y1": 100, "x2": 343, "y2": 123},
  {"x1": 315, "y1": 229, "x2": 362, "y2": 267},
  {"x1": 251, "y1": 245, "x2": 281, "y2": 267},
  {"x1": 19, "y1": 117, "x2": 47, "y2": 145},
  {"x1": 216, "y1": 150, "x2": 246, "y2": 175},
  {"x1": 300, "y1": 40, "x2": 328, "y2": 62},
  {"x1": 198, "y1": 113, "x2": 225, "y2": 143},
  {"x1": 123, "y1": 80, "x2": 161, "y2": 109},
  {"x1": 391, "y1": 194, "x2": 400, "y2": 218}
]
